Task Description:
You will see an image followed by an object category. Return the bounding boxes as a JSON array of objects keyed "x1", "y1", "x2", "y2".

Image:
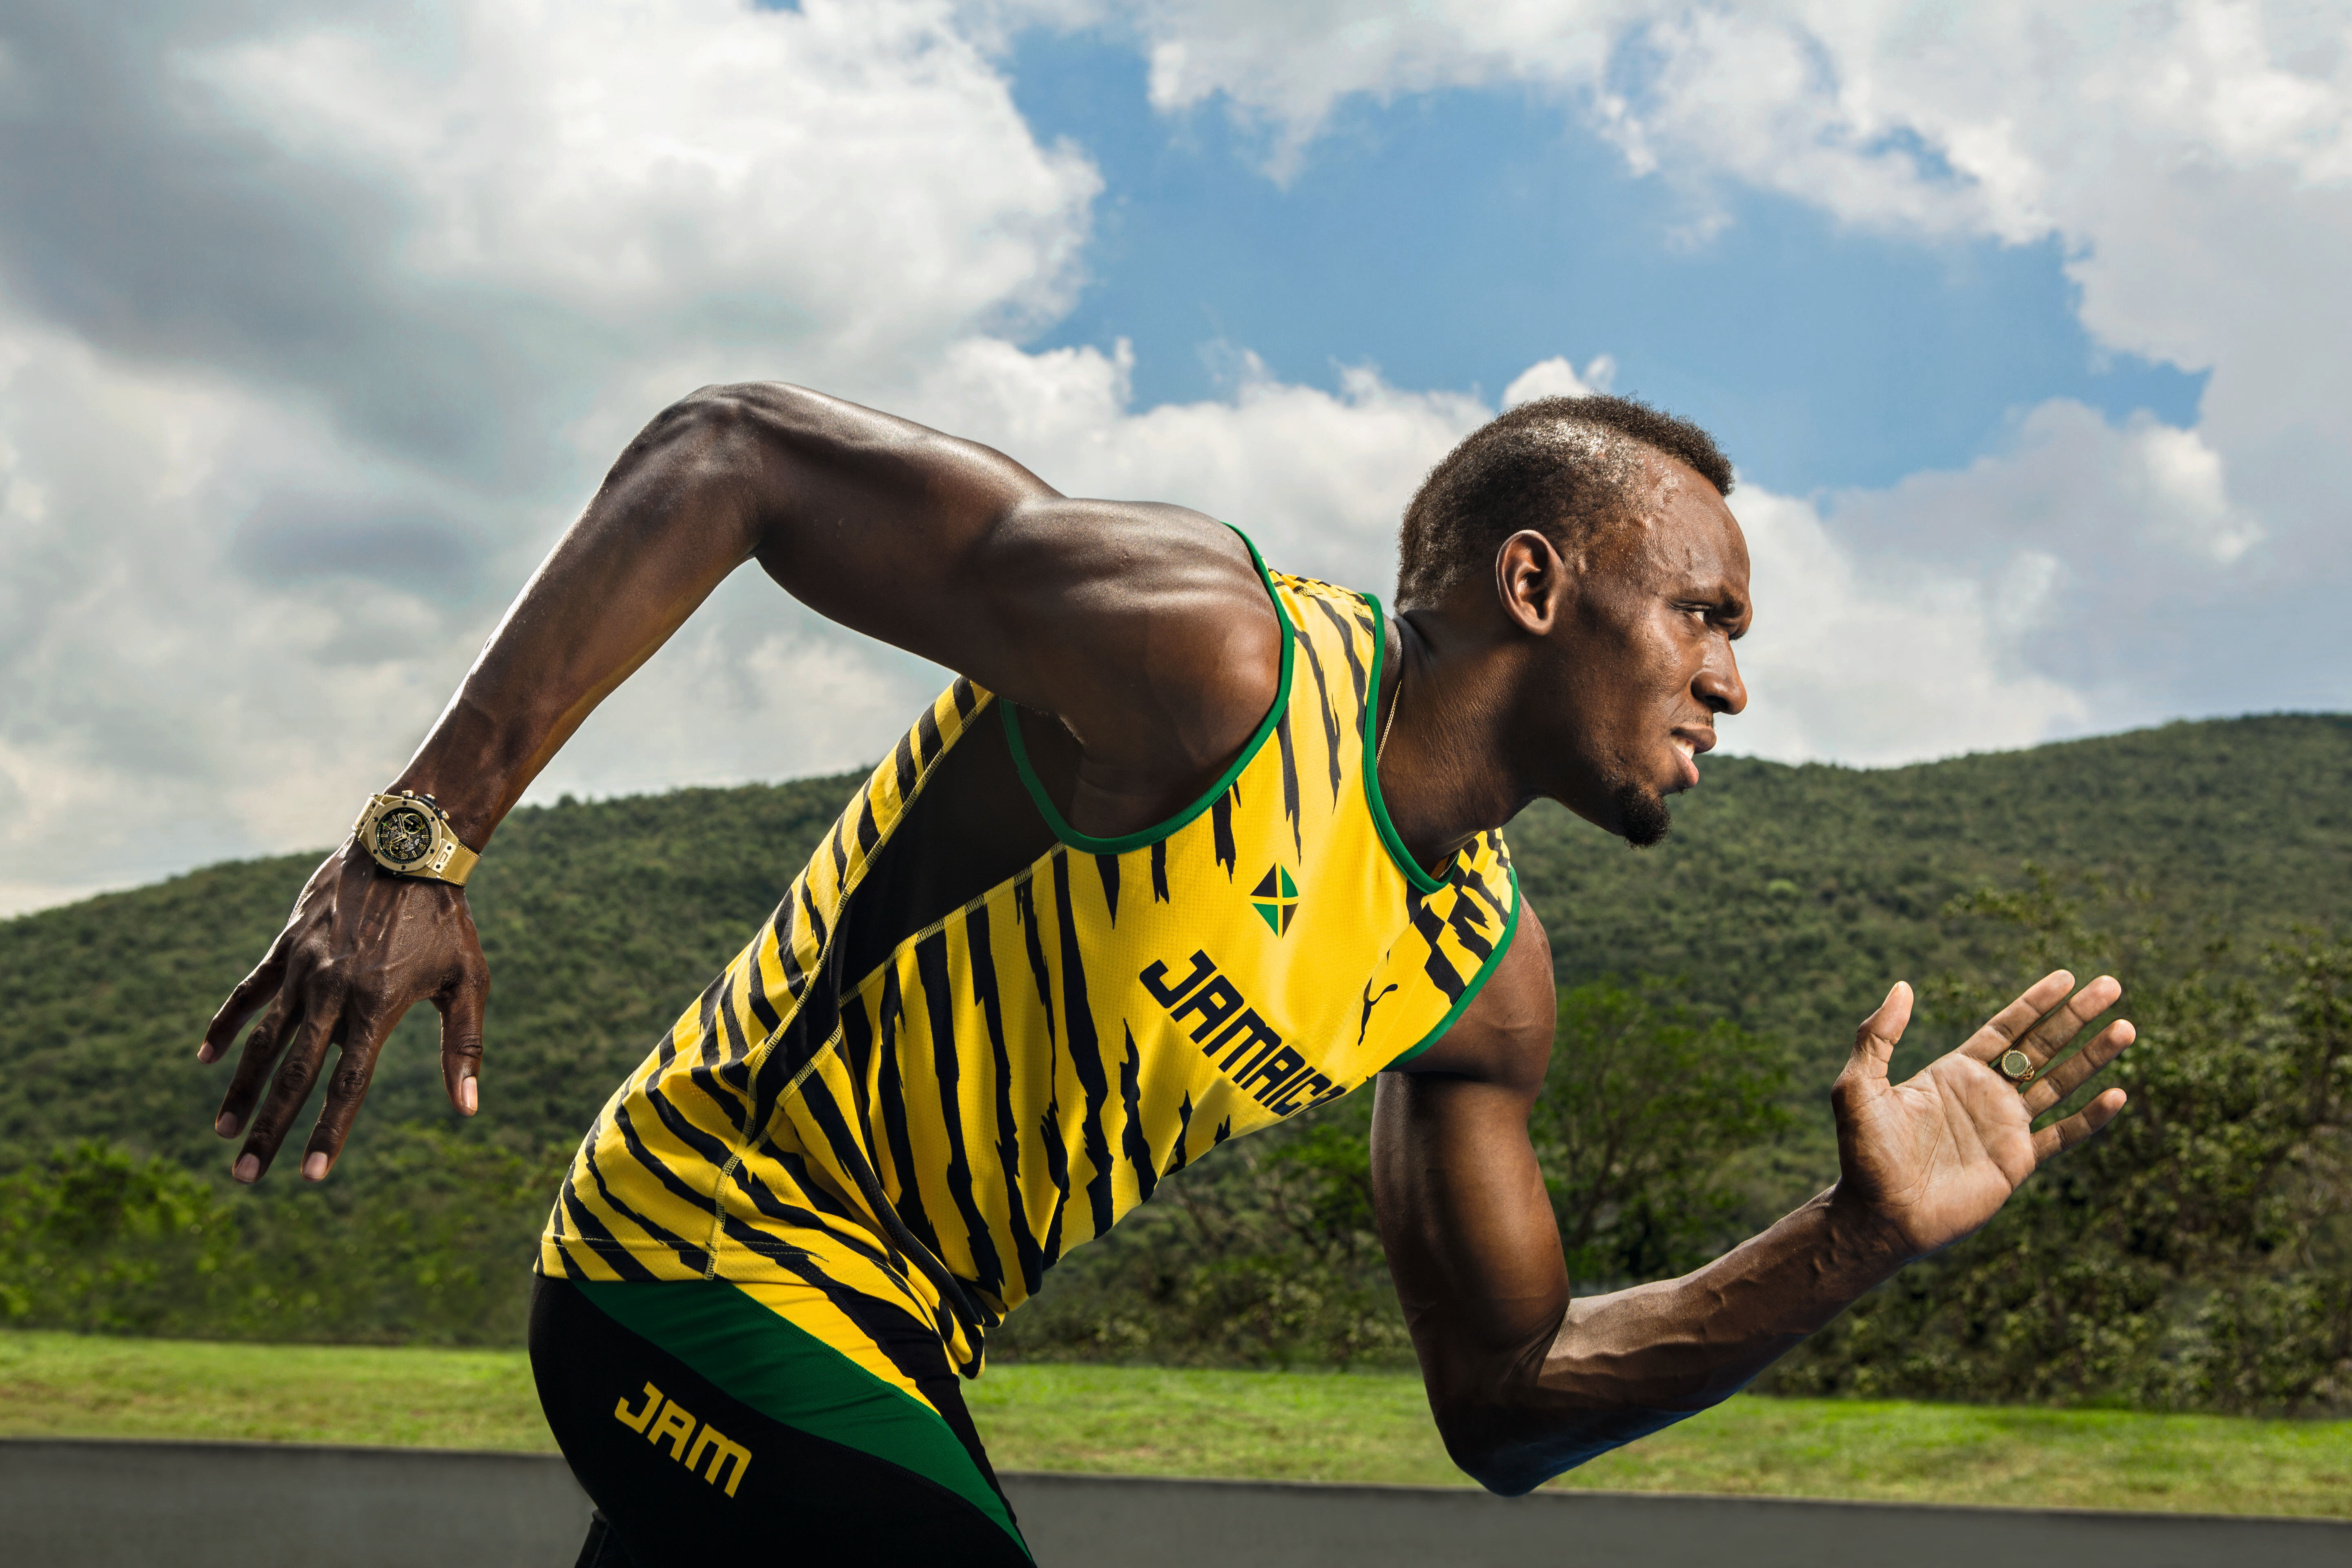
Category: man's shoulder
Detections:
[
  {"x1": 988, "y1": 499, "x2": 1274, "y2": 614},
  {"x1": 976, "y1": 500, "x2": 1287, "y2": 788}
]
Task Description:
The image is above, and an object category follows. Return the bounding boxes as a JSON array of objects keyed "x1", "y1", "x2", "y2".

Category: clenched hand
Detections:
[{"x1": 199, "y1": 842, "x2": 489, "y2": 1183}]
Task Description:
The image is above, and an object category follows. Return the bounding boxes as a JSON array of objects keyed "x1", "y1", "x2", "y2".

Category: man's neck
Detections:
[{"x1": 1375, "y1": 610, "x2": 1531, "y2": 874}]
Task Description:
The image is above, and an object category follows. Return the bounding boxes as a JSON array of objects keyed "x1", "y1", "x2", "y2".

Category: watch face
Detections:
[{"x1": 375, "y1": 805, "x2": 436, "y2": 865}]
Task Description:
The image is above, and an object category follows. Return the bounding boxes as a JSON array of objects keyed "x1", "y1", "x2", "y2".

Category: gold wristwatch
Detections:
[{"x1": 353, "y1": 790, "x2": 480, "y2": 885}]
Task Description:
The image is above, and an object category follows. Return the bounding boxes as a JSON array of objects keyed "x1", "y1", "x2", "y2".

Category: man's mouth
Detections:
[{"x1": 1669, "y1": 728, "x2": 1713, "y2": 789}]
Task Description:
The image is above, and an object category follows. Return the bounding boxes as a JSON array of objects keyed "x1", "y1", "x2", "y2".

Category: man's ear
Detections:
[{"x1": 1494, "y1": 530, "x2": 1568, "y2": 636}]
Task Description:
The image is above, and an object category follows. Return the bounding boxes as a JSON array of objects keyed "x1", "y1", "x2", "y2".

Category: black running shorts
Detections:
[{"x1": 529, "y1": 1274, "x2": 1032, "y2": 1566}]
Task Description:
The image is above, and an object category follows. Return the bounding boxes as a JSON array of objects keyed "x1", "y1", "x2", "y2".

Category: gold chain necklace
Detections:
[{"x1": 1376, "y1": 664, "x2": 1403, "y2": 767}]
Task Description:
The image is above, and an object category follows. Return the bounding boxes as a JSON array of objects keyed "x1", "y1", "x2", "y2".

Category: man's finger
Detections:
[
  {"x1": 300, "y1": 997, "x2": 408, "y2": 1182},
  {"x1": 2031, "y1": 1087, "x2": 2128, "y2": 1163},
  {"x1": 2018, "y1": 974, "x2": 2123, "y2": 1065},
  {"x1": 200, "y1": 952, "x2": 287, "y2": 1065},
  {"x1": 2023, "y1": 1017, "x2": 2135, "y2": 1117},
  {"x1": 215, "y1": 993, "x2": 300, "y2": 1140},
  {"x1": 1844, "y1": 981, "x2": 1912, "y2": 1084},
  {"x1": 437, "y1": 965, "x2": 488, "y2": 1116},
  {"x1": 234, "y1": 999, "x2": 339, "y2": 1183},
  {"x1": 1959, "y1": 969, "x2": 2075, "y2": 1062}
]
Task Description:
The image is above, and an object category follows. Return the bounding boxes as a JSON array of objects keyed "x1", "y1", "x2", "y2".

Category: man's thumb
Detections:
[
  {"x1": 1848, "y1": 981, "x2": 1912, "y2": 1082},
  {"x1": 437, "y1": 973, "x2": 486, "y2": 1116}
]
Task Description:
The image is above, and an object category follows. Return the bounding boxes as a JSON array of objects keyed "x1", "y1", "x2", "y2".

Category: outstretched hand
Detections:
[
  {"x1": 1829, "y1": 971, "x2": 2134, "y2": 1260},
  {"x1": 198, "y1": 842, "x2": 489, "y2": 1184}
]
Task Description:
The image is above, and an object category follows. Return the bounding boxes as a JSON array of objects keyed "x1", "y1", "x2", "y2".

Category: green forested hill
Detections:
[
  {"x1": 1523, "y1": 712, "x2": 2352, "y2": 1067},
  {"x1": 7, "y1": 713, "x2": 2346, "y2": 1174},
  {"x1": 0, "y1": 780, "x2": 856, "y2": 1175},
  {"x1": 3, "y1": 713, "x2": 2348, "y2": 1372}
]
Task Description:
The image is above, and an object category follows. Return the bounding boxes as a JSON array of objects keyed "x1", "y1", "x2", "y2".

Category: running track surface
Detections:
[{"x1": 5, "y1": 1437, "x2": 2347, "y2": 1567}]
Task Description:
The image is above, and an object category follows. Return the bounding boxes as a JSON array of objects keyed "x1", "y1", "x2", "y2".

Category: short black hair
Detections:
[{"x1": 1394, "y1": 394, "x2": 1735, "y2": 608}]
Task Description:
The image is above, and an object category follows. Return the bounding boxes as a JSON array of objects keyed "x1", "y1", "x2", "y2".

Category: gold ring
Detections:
[{"x1": 1997, "y1": 1048, "x2": 2036, "y2": 1087}]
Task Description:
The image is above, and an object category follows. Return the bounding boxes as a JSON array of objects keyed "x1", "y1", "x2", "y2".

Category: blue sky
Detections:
[{"x1": 1011, "y1": 28, "x2": 2205, "y2": 497}]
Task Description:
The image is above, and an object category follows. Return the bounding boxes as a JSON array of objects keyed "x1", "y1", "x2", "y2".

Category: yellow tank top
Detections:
[{"x1": 539, "y1": 533, "x2": 1519, "y2": 1376}]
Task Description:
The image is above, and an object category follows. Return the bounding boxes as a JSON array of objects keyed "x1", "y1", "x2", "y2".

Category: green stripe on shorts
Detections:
[{"x1": 574, "y1": 1278, "x2": 1023, "y2": 1552}]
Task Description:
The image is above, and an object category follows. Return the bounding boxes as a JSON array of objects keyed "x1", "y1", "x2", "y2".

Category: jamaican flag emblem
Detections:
[{"x1": 1251, "y1": 864, "x2": 1299, "y2": 936}]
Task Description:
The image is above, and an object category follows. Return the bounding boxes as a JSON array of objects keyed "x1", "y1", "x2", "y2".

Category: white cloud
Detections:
[
  {"x1": 1503, "y1": 354, "x2": 1618, "y2": 405},
  {"x1": 542, "y1": 579, "x2": 947, "y2": 806},
  {"x1": 1056, "y1": 0, "x2": 2352, "y2": 722},
  {"x1": 1096, "y1": 0, "x2": 1637, "y2": 178},
  {"x1": 904, "y1": 337, "x2": 1491, "y2": 587},
  {"x1": 193, "y1": 0, "x2": 1097, "y2": 369},
  {"x1": 1725, "y1": 486, "x2": 2089, "y2": 767},
  {"x1": 1816, "y1": 398, "x2": 2287, "y2": 719},
  {"x1": 913, "y1": 336, "x2": 2105, "y2": 769},
  {"x1": 1078, "y1": 2, "x2": 2352, "y2": 438},
  {"x1": 4, "y1": 0, "x2": 2343, "y2": 914},
  {"x1": 0, "y1": 317, "x2": 478, "y2": 911},
  {"x1": 0, "y1": 0, "x2": 1101, "y2": 912}
]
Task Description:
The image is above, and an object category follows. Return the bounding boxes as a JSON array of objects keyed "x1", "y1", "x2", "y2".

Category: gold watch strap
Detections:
[
  {"x1": 425, "y1": 839, "x2": 479, "y2": 886},
  {"x1": 355, "y1": 791, "x2": 480, "y2": 886}
]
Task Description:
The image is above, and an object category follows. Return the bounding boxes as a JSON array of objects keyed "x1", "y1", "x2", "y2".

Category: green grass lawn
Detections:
[{"x1": 4, "y1": 1332, "x2": 2346, "y2": 1518}]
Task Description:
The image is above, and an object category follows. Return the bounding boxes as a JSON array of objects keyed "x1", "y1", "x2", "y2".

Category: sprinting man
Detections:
[{"x1": 201, "y1": 386, "x2": 2135, "y2": 1564}]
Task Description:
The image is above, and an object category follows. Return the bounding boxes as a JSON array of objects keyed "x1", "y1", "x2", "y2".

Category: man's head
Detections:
[{"x1": 1396, "y1": 395, "x2": 1751, "y2": 847}]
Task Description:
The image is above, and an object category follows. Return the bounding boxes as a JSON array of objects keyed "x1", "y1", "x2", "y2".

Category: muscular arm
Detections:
[
  {"x1": 202, "y1": 384, "x2": 1278, "y2": 1181},
  {"x1": 400, "y1": 383, "x2": 1276, "y2": 848},
  {"x1": 1373, "y1": 905, "x2": 2134, "y2": 1495}
]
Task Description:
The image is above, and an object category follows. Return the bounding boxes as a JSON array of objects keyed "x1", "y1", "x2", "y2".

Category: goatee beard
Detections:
[{"x1": 1612, "y1": 776, "x2": 1673, "y2": 849}]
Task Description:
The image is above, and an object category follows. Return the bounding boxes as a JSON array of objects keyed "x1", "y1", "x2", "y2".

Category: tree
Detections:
[
  {"x1": 1768, "y1": 873, "x2": 2352, "y2": 1412},
  {"x1": 1531, "y1": 979, "x2": 1793, "y2": 1287},
  {"x1": 0, "y1": 1140, "x2": 236, "y2": 1335}
]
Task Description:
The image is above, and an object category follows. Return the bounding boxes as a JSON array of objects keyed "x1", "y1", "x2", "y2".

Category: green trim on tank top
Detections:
[
  {"x1": 1382, "y1": 864, "x2": 1522, "y2": 1071},
  {"x1": 1358, "y1": 589, "x2": 1452, "y2": 897},
  {"x1": 1000, "y1": 523, "x2": 1298, "y2": 855}
]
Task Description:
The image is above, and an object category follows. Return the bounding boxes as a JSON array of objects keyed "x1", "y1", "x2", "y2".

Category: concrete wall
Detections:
[{"x1": 4, "y1": 1437, "x2": 2347, "y2": 1568}]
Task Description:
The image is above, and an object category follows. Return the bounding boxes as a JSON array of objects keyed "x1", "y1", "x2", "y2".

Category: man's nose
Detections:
[{"x1": 1695, "y1": 644, "x2": 1747, "y2": 716}]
